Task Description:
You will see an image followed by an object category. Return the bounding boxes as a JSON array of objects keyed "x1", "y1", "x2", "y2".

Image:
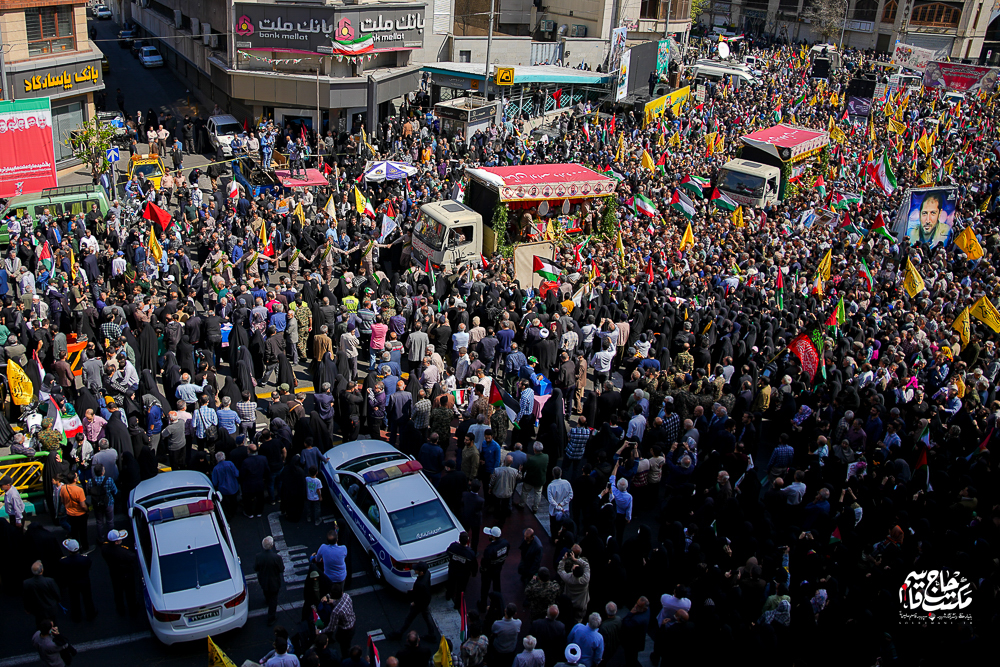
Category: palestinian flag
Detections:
[
  {"x1": 601, "y1": 166, "x2": 624, "y2": 181},
  {"x1": 867, "y1": 151, "x2": 897, "y2": 196},
  {"x1": 814, "y1": 175, "x2": 826, "y2": 199},
  {"x1": 669, "y1": 189, "x2": 695, "y2": 219},
  {"x1": 330, "y1": 33, "x2": 374, "y2": 56},
  {"x1": 709, "y1": 187, "x2": 738, "y2": 212},
  {"x1": 499, "y1": 387, "x2": 521, "y2": 428},
  {"x1": 775, "y1": 268, "x2": 784, "y2": 310},
  {"x1": 425, "y1": 257, "x2": 436, "y2": 289},
  {"x1": 831, "y1": 192, "x2": 862, "y2": 210},
  {"x1": 680, "y1": 175, "x2": 709, "y2": 198},
  {"x1": 635, "y1": 193, "x2": 658, "y2": 218},
  {"x1": 39, "y1": 241, "x2": 53, "y2": 272},
  {"x1": 532, "y1": 255, "x2": 560, "y2": 281},
  {"x1": 859, "y1": 257, "x2": 874, "y2": 291},
  {"x1": 655, "y1": 150, "x2": 667, "y2": 172},
  {"x1": 773, "y1": 102, "x2": 782, "y2": 123},
  {"x1": 914, "y1": 444, "x2": 931, "y2": 491},
  {"x1": 871, "y1": 211, "x2": 895, "y2": 241}
]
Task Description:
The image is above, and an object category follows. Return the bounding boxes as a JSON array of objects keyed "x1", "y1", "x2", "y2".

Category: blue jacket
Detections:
[{"x1": 211, "y1": 460, "x2": 240, "y2": 496}]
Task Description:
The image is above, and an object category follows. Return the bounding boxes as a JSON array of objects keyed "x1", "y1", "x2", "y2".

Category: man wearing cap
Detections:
[
  {"x1": 479, "y1": 525, "x2": 509, "y2": 610},
  {"x1": 60, "y1": 538, "x2": 97, "y2": 621},
  {"x1": 102, "y1": 528, "x2": 139, "y2": 617}
]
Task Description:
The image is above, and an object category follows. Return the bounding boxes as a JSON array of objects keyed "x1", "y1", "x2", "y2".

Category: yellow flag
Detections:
[
  {"x1": 869, "y1": 120, "x2": 876, "y2": 142},
  {"x1": 883, "y1": 99, "x2": 895, "y2": 117},
  {"x1": 954, "y1": 226, "x2": 985, "y2": 260},
  {"x1": 293, "y1": 202, "x2": 305, "y2": 226},
  {"x1": 679, "y1": 222, "x2": 694, "y2": 251},
  {"x1": 641, "y1": 149, "x2": 656, "y2": 173},
  {"x1": 715, "y1": 134, "x2": 725, "y2": 153},
  {"x1": 904, "y1": 258, "x2": 925, "y2": 297},
  {"x1": 809, "y1": 95, "x2": 817, "y2": 107},
  {"x1": 980, "y1": 196, "x2": 992, "y2": 212},
  {"x1": 920, "y1": 163, "x2": 935, "y2": 185},
  {"x1": 616, "y1": 132, "x2": 624, "y2": 162},
  {"x1": 615, "y1": 227, "x2": 625, "y2": 261},
  {"x1": 918, "y1": 131, "x2": 933, "y2": 155},
  {"x1": 827, "y1": 115, "x2": 834, "y2": 133},
  {"x1": 704, "y1": 132, "x2": 717, "y2": 157},
  {"x1": 657, "y1": 131, "x2": 666, "y2": 147},
  {"x1": 69, "y1": 248, "x2": 76, "y2": 282},
  {"x1": 733, "y1": 206, "x2": 744, "y2": 228},
  {"x1": 354, "y1": 186, "x2": 370, "y2": 215},
  {"x1": 971, "y1": 295, "x2": 1000, "y2": 332},
  {"x1": 149, "y1": 224, "x2": 163, "y2": 263},
  {"x1": 830, "y1": 124, "x2": 847, "y2": 144},
  {"x1": 437, "y1": 635, "x2": 453, "y2": 667},
  {"x1": 830, "y1": 92, "x2": 839, "y2": 106},
  {"x1": 7, "y1": 360, "x2": 32, "y2": 405},
  {"x1": 952, "y1": 307, "x2": 971, "y2": 346},
  {"x1": 888, "y1": 118, "x2": 907, "y2": 135},
  {"x1": 669, "y1": 132, "x2": 681, "y2": 147},
  {"x1": 208, "y1": 637, "x2": 237, "y2": 667},
  {"x1": 817, "y1": 249, "x2": 832, "y2": 282},
  {"x1": 258, "y1": 217, "x2": 268, "y2": 247}
]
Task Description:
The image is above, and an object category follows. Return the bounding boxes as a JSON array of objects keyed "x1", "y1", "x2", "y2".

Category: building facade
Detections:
[
  {"x1": 714, "y1": 0, "x2": 991, "y2": 62},
  {"x1": 0, "y1": 0, "x2": 105, "y2": 164}
]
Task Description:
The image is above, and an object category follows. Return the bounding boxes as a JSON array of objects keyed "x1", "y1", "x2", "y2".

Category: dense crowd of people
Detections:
[{"x1": 1, "y1": 37, "x2": 996, "y2": 667}]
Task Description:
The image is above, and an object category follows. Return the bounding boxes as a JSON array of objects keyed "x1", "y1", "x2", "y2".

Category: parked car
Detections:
[
  {"x1": 95, "y1": 4, "x2": 112, "y2": 19},
  {"x1": 139, "y1": 46, "x2": 164, "y2": 68},
  {"x1": 131, "y1": 39, "x2": 150, "y2": 58},
  {"x1": 319, "y1": 440, "x2": 462, "y2": 591},
  {"x1": 117, "y1": 29, "x2": 135, "y2": 48},
  {"x1": 207, "y1": 114, "x2": 243, "y2": 158},
  {"x1": 128, "y1": 472, "x2": 248, "y2": 645}
]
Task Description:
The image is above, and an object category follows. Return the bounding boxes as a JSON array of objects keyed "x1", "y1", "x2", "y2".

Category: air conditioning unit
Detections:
[
  {"x1": 191, "y1": 17, "x2": 200, "y2": 37},
  {"x1": 540, "y1": 20, "x2": 555, "y2": 32},
  {"x1": 571, "y1": 24, "x2": 587, "y2": 37},
  {"x1": 202, "y1": 23, "x2": 211, "y2": 46},
  {"x1": 174, "y1": 10, "x2": 182, "y2": 29}
]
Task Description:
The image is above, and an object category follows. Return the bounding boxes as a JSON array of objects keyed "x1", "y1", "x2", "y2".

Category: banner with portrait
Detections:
[
  {"x1": 891, "y1": 42, "x2": 938, "y2": 72},
  {"x1": 895, "y1": 187, "x2": 959, "y2": 248},
  {"x1": 847, "y1": 95, "x2": 872, "y2": 119},
  {"x1": 656, "y1": 40, "x2": 670, "y2": 75},
  {"x1": 923, "y1": 61, "x2": 1000, "y2": 93}
]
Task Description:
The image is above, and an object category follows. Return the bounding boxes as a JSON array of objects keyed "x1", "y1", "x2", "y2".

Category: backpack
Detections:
[{"x1": 89, "y1": 477, "x2": 109, "y2": 512}]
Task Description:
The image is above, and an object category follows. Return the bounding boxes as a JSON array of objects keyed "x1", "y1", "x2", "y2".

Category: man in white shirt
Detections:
[
  {"x1": 80, "y1": 229, "x2": 99, "y2": 254},
  {"x1": 546, "y1": 466, "x2": 573, "y2": 535},
  {"x1": 781, "y1": 470, "x2": 807, "y2": 505},
  {"x1": 626, "y1": 405, "x2": 646, "y2": 441}
]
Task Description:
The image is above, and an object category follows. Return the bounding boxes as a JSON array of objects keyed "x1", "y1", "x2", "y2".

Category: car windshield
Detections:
[
  {"x1": 388, "y1": 499, "x2": 454, "y2": 545},
  {"x1": 414, "y1": 214, "x2": 446, "y2": 250},
  {"x1": 158, "y1": 544, "x2": 230, "y2": 594},
  {"x1": 217, "y1": 123, "x2": 242, "y2": 136},
  {"x1": 718, "y1": 169, "x2": 765, "y2": 198},
  {"x1": 143, "y1": 48, "x2": 159, "y2": 56},
  {"x1": 132, "y1": 162, "x2": 162, "y2": 177}
]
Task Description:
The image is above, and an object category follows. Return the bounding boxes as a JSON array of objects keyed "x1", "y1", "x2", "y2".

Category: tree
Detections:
[
  {"x1": 802, "y1": 0, "x2": 848, "y2": 42},
  {"x1": 67, "y1": 117, "x2": 118, "y2": 180},
  {"x1": 691, "y1": 0, "x2": 712, "y2": 22}
]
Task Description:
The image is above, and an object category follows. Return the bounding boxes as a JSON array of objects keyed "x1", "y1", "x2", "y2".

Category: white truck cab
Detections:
[
  {"x1": 717, "y1": 159, "x2": 782, "y2": 208},
  {"x1": 411, "y1": 200, "x2": 485, "y2": 268},
  {"x1": 207, "y1": 114, "x2": 242, "y2": 157}
]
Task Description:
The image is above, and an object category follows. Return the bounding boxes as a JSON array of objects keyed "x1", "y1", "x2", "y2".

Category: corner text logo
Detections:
[{"x1": 899, "y1": 570, "x2": 973, "y2": 624}]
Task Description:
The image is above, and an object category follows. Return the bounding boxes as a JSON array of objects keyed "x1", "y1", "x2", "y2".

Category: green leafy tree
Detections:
[
  {"x1": 68, "y1": 117, "x2": 118, "y2": 180},
  {"x1": 691, "y1": 0, "x2": 712, "y2": 22}
]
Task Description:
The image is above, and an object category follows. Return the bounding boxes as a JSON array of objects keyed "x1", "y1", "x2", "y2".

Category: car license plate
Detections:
[{"x1": 187, "y1": 608, "x2": 221, "y2": 623}]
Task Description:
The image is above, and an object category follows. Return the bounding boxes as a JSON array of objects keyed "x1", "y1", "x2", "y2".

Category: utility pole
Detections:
[
  {"x1": 316, "y1": 62, "x2": 322, "y2": 136},
  {"x1": 0, "y1": 23, "x2": 9, "y2": 101},
  {"x1": 838, "y1": 0, "x2": 849, "y2": 50},
  {"x1": 484, "y1": 0, "x2": 496, "y2": 96},
  {"x1": 664, "y1": 0, "x2": 673, "y2": 40}
]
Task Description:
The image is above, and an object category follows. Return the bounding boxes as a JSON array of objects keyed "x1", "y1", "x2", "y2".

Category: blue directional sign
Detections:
[{"x1": 106, "y1": 147, "x2": 120, "y2": 163}]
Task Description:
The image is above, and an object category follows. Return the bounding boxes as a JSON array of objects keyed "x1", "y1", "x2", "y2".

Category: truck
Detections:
[
  {"x1": 232, "y1": 156, "x2": 283, "y2": 198},
  {"x1": 717, "y1": 123, "x2": 830, "y2": 207},
  {"x1": 411, "y1": 201, "x2": 485, "y2": 268}
]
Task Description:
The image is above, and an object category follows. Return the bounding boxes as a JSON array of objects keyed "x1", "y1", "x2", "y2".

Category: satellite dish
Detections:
[
  {"x1": 718, "y1": 42, "x2": 731, "y2": 60},
  {"x1": 538, "y1": 201, "x2": 550, "y2": 216}
]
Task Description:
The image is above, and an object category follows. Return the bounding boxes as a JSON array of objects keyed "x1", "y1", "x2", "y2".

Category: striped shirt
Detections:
[
  {"x1": 566, "y1": 427, "x2": 592, "y2": 460},
  {"x1": 216, "y1": 408, "x2": 240, "y2": 434},
  {"x1": 236, "y1": 400, "x2": 258, "y2": 424},
  {"x1": 517, "y1": 387, "x2": 535, "y2": 420},
  {"x1": 193, "y1": 405, "x2": 218, "y2": 439}
]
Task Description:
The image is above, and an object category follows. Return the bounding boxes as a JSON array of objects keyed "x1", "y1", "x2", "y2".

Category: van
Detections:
[
  {"x1": 207, "y1": 114, "x2": 243, "y2": 158},
  {"x1": 689, "y1": 63, "x2": 759, "y2": 88},
  {"x1": 0, "y1": 185, "x2": 111, "y2": 245}
]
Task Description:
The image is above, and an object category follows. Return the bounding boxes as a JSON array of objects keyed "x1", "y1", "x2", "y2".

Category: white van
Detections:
[
  {"x1": 206, "y1": 114, "x2": 242, "y2": 157},
  {"x1": 689, "y1": 63, "x2": 760, "y2": 88}
]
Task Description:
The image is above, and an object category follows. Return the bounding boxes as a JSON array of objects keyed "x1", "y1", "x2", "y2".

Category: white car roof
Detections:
[
  {"x1": 153, "y1": 515, "x2": 220, "y2": 555},
  {"x1": 372, "y1": 474, "x2": 439, "y2": 513},
  {"x1": 133, "y1": 471, "x2": 212, "y2": 505},
  {"x1": 324, "y1": 440, "x2": 404, "y2": 470}
]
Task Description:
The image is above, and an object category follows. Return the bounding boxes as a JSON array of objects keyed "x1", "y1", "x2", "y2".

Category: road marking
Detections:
[
  {"x1": 268, "y1": 511, "x2": 310, "y2": 584},
  {"x1": 0, "y1": 632, "x2": 153, "y2": 666}
]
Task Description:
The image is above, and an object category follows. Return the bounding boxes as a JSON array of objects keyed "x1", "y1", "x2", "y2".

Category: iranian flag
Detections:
[
  {"x1": 228, "y1": 178, "x2": 239, "y2": 200},
  {"x1": 532, "y1": 255, "x2": 560, "y2": 281},
  {"x1": 669, "y1": 189, "x2": 695, "y2": 219},
  {"x1": 867, "y1": 151, "x2": 897, "y2": 196},
  {"x1": 679, "y1": 175, "x2": 709, "y2": 198},
  {"x1": 39, "y1": 241, "x2": 53, "y2": 272},
  {"x1": 709, "y1": 187, "x2": 738, "y2": 211},
  {"x1": 635, "y1": 193, "x2": 658, "y2": 218},
  {"x1": 49, "y1": 397, "x2": 84, "y2": 439},
  {"x1": 330, "y1": 33, "x2": 375, "y2": 56}
]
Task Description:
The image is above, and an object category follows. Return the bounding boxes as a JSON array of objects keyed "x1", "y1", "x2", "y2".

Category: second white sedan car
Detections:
[
  {"x1": 138, "y1": 46, "x2": 164, "y2": 68},
  {"x1": 95, "y1": 4, "x2": 112, "y2": 19},
  {"x1": 321, "y1": 441, "x2": 462, "y2": 591},
  {"x1": 129, "y1": 471, "x2": 248, "y2": 645}
]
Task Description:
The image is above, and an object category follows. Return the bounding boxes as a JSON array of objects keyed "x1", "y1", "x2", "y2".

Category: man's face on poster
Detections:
[{"x1": 920, "y1": 197, "x2": 942, "y2": 235}]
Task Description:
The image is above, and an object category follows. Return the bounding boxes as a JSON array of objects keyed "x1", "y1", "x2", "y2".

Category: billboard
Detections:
[
  {"x1": 0, "y1": 98, "x2": 57, "y2": 198},
  {"x1": 656, "y1": 40, "x2": 670, "y2": 74},
  {"x1": 615, "y1": 48, "x2": 631, "y2": 102},
  {"x1": 896, "y1": 187, "x2": 958, "y2": 248},
  {"x1": 923, "y1": 61, "x2": 999, "y2": 93},
  {"x1": 609, "y1": 26, "x2": 627, "y2": 87},
  {"x1": 891, "y1": 42, "x2": 938, "y2": 72},
  {"x1": 847, "y1": 96, "x2": 873, "y2": 118}
]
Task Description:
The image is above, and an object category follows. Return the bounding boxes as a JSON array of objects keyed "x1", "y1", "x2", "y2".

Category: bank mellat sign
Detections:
[{"x1": 232, "y1": 2, "x2": 426, "y2": 54}]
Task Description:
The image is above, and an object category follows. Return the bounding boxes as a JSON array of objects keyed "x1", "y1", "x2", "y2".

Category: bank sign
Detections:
[{"x1": 232, "y1": 2, "x2": 425, "y2": 54}]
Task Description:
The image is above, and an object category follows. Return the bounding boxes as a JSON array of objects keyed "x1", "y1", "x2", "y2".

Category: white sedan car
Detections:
[
  {"x1": 129, "y1": 471, "x2": 248, "y2": 645},
  {"x1": 321, "y1": 441, "x2": 462, "y2": 591},
  {"x1": 95, "y1": 4, "x2": 112, "y2": 19},
  {"x1": 138, "y1": 46, "x2": 164, "y2": 68}
]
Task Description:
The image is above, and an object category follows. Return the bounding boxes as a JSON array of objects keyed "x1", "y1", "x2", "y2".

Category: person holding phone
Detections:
[{"x1": 608, "y1": 459, "x2": 633, "y2": 543}]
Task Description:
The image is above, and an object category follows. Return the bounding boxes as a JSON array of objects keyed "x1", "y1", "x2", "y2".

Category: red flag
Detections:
[
  {"x1": 142, "y1": 201, "x2": 173, "y2": 231},
  {"x1": 552, "y1": 89, "x2": 563, "y2": 107},
  {"x1": 385, "y1": 201, "x2": 396, "y2": 218},
  {"x1": 322, "y1": 161, "x2": 333, "y2": 175},
  {"x1": 243, "y1": 117, "x2": 249, "y2": 131},
  {"x1": 481, "y1": 254, "x2": 489, "y2": 269},
  {"x1": 788, "y1": 334, "x2": 820, "y2": 382},
  {"x1": 839, "y1": 211, "x2": 851, "y2": 228},
  {"x1": 646, "y1": 257, "x2": 654, "y2": 284},
  {"x1": 609, "y1": 115, "x2": 615, "y2": 136}
]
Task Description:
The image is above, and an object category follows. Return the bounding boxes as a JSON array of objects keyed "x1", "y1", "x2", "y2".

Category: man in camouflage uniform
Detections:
[
  {"x1": 290, "y1": 294, "x2": 312, "y2": 362},
  {"x1": 675, "y1": 342, "x2": 695, "y2": 375}
]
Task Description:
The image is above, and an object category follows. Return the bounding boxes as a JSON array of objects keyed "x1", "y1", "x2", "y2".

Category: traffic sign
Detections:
[{"x1": 106, "y1": 147, "x2": 120, "y2": 163}]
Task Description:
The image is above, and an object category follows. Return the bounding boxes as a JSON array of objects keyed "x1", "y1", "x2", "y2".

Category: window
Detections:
[
  {"x1": 855, "y1": 0, "x2": 878, "y2": 21},
  {"x1": 640, "y1": 0, "x2": 662, "y2": 20},
  {"x1": 459, "y1": 50, "x2": 471, "y2": 63},
  {"x1": 910, "y1": 3, "x2": 961, "y2": 28},
  {"x1": 158, "y1": 544, "x2": 230, "y2": 594},
  {"x1": 448, "y1": 225, "x2": 474, "y2": 247},
  {"x1": 882, "y1": 0, "x2": 898, "y2": 22},
  {"x1": 25, "y1": 6, "x2": 76, "y2": 56},
  {"x1": 388, "y1": 500, "x2": 455, "y2": 545}
]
